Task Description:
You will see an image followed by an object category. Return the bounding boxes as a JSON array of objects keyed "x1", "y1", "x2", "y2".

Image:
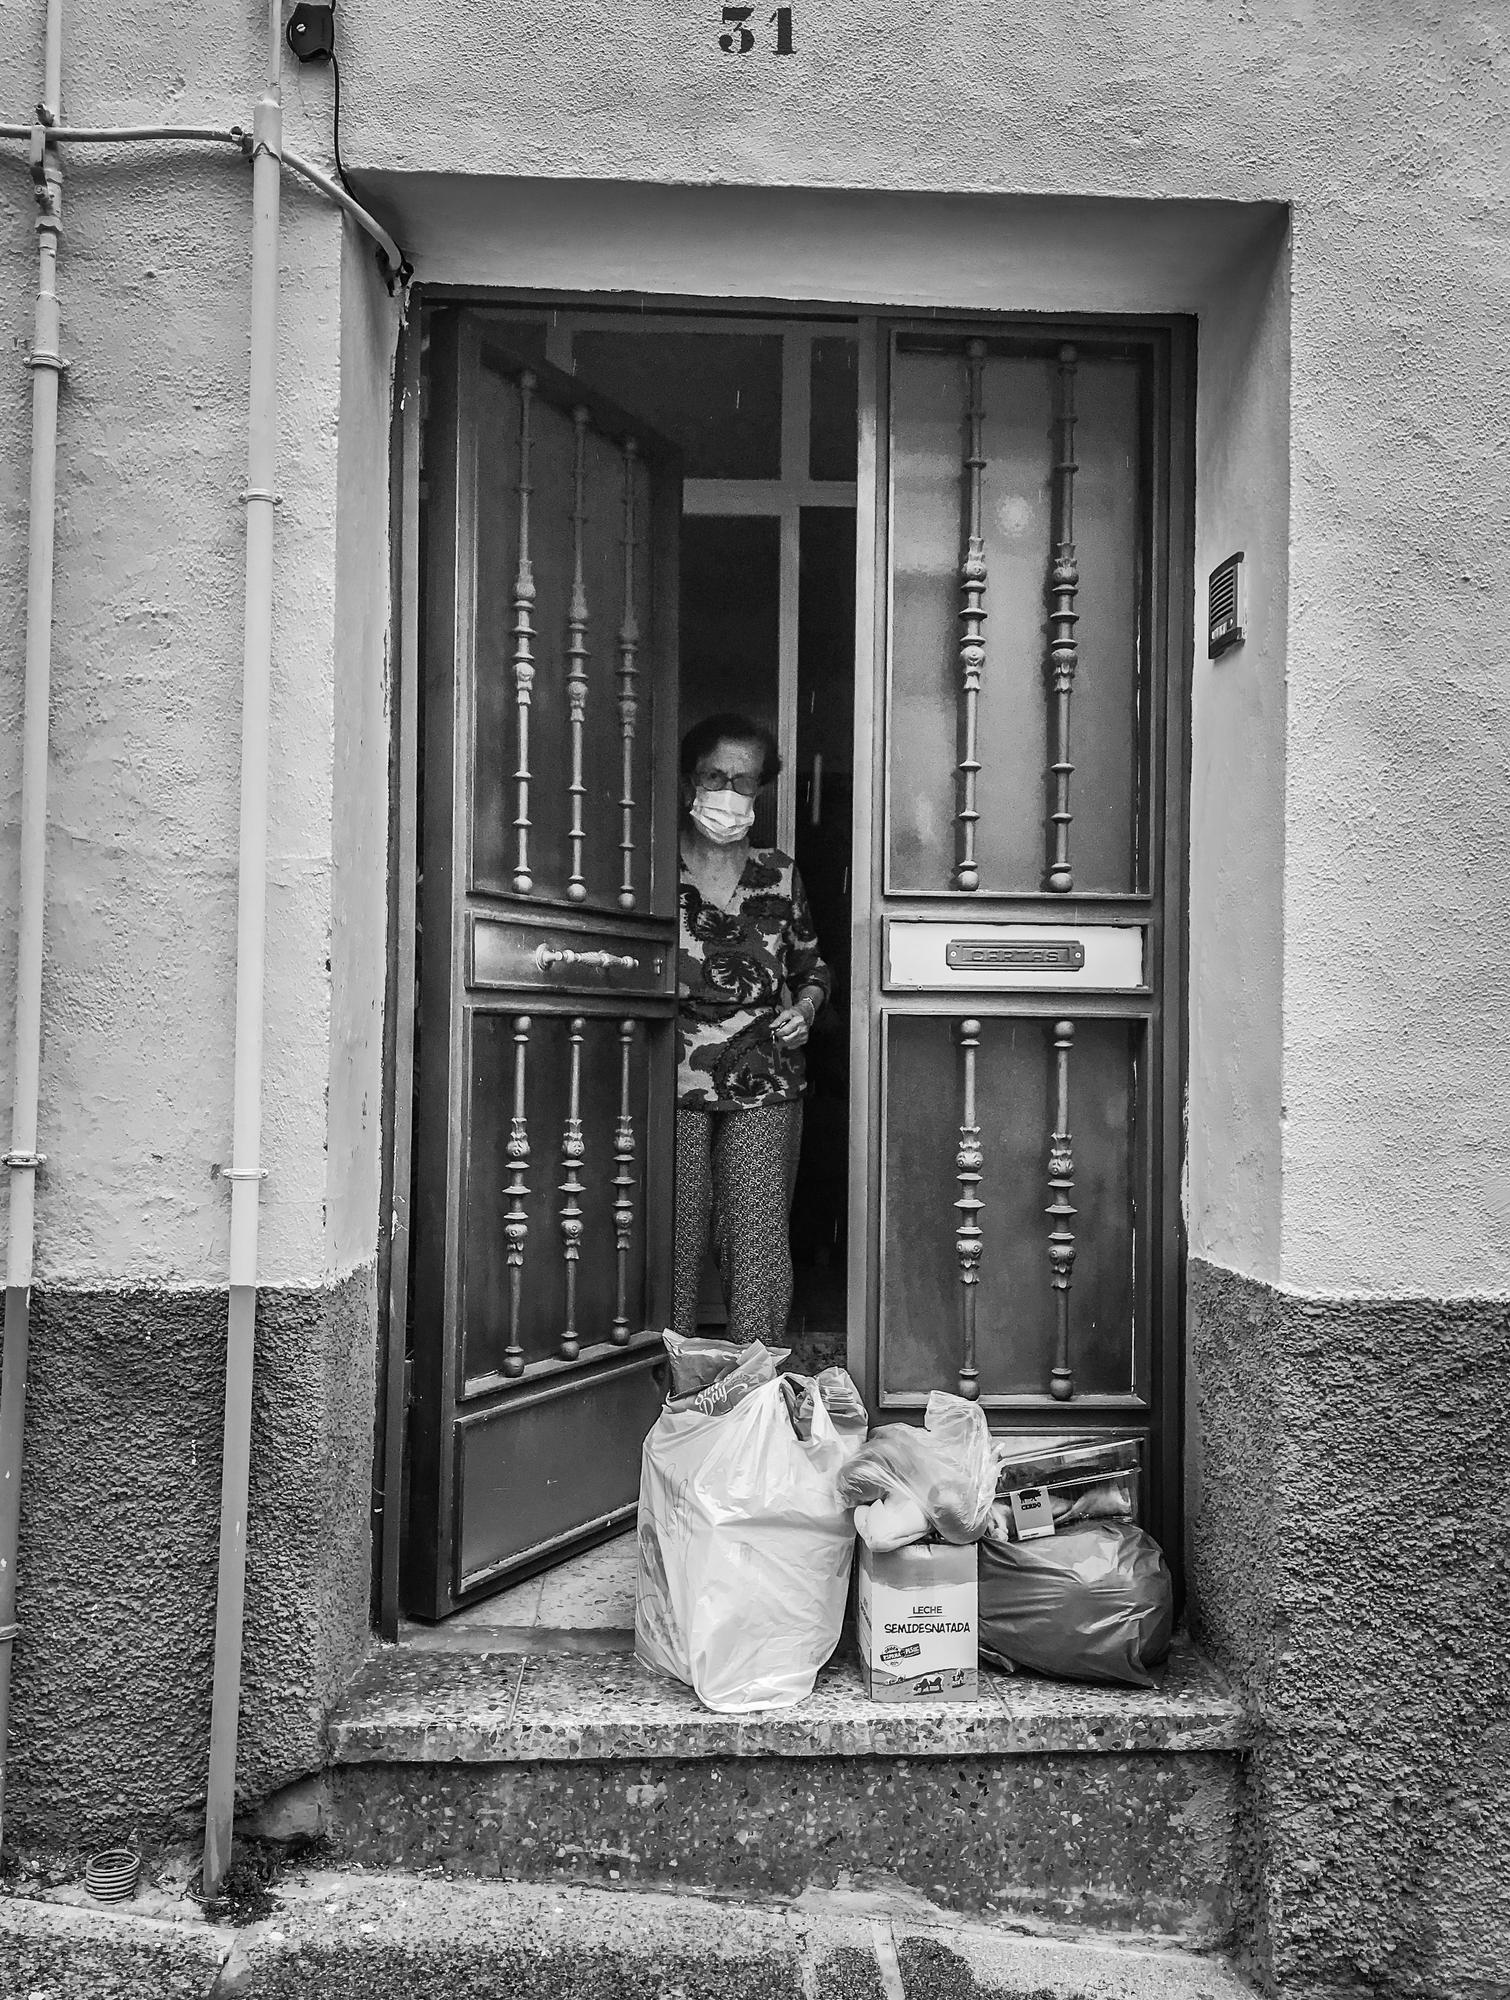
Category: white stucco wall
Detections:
[
  {"x1": 4, "y1": 0, "x2": 1510, "y2": 1298},
  {"x1": 327, "y1": 227, "x2": 398, "y2": 1276},
  {"x1": 0, "y1": 7, "x2": 399, "y2": 1288},
  {"x1": 1278, "y1": 194, "x2": 1510, "y2": 1294},
  {"x1": 1187, "y1": 221, "x2": 1290, "y2": 1283}
]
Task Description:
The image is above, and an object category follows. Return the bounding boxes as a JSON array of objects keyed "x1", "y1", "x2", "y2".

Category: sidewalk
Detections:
[{"x1": 1, "y1": 1869, "x2": 1257, "y2": 1999}]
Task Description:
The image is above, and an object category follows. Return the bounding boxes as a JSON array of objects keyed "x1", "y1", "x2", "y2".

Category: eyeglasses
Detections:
[{"x1": 695, "y1": 768, "x2": 763, "y2": 798}]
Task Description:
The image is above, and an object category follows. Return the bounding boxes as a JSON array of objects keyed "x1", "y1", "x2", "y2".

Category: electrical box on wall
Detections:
[
  {"x1": 287, "y1": 4, "x2": 336, "y2": 62},
  {"x1": 1208, "y1": 551, "x2": 1247, "y2": 657}
]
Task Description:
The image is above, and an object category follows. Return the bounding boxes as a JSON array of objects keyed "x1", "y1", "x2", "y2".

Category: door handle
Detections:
[{"x1": 534, "y1": 945, "x2": 639, "y2": 974}]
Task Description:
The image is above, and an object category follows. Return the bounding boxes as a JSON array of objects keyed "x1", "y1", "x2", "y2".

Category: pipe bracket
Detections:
[
  {"x1": 2, "y1": 1151, "x2": 45, "y2": 1171},
  {"x1": 22, "y1": 350, "x2": 70, "y2": 376},
  {"x1": 0, "y1": 1625, "x2": 20, "y2": 1647},
  {"x1": 217, "y1": 1166, "x2": 267, "y2": 1182},
  {"x1": 239, "y1": 487, "x2": 282, "y2": 506}
]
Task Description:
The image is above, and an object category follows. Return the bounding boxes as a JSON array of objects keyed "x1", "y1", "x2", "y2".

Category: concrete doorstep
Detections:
[{"x1": 0, "y1": 1869, "x2": 1258, "y2": 1999}]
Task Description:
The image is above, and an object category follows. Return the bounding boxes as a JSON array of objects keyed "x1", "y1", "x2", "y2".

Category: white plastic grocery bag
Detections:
[{"x1": 634, "y1": 1370, "x2": 856, "y2": 1712}]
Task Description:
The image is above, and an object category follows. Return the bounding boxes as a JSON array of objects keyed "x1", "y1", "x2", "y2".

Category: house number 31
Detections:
[{"x1": 719, "y1": 6, "x2": 794, "y2": 54}]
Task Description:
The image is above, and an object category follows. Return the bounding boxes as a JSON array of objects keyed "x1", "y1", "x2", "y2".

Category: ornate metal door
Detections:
[
  {"x1": 406, "y1": 312, "x2": 681, "y2": 1618},
  {"x1": 853, "y1": 322, "x2": 1190, "y2": 1553}
]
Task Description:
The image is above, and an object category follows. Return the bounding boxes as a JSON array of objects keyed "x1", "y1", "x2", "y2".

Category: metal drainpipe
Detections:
[
  {"x1": 0, "y1": 0, "x2": 65, "y2": 1855},
  {"x1": 202, "y1": 0, "x2": 283, "y2": 1897}
]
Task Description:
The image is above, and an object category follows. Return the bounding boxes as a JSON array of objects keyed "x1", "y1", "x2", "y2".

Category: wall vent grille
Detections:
[{"x1": 1208, "y1": 551, "x2": 1246, "y2": 657}]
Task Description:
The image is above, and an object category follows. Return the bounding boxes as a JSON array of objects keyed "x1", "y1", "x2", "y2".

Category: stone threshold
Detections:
[{"x1": 329, "y1": 1635, "x2": 1247, "y2": 1765}]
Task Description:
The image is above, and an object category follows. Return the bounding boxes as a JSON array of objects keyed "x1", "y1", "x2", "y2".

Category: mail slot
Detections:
[
  {"x1": 945, "y1": 939, "x2": 1086, "y2": 972},
  {"x1": 885, "y1": 920, "x2": 1145, "y2": 992}
]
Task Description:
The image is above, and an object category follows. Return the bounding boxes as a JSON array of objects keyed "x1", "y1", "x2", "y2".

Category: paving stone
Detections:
[
  {"x1": 0, "y1": 1872, "x2": 1260, "y2": 2000},
  {"x1": 0, "y1": 1894, "x2": 233, "y2": 2000},
  {"x1": 895, "y1": 1922, "x2": 1259, "y2": 1998}
]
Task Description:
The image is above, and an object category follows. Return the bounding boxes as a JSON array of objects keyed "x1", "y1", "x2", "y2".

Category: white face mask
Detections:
[{"x1": 690, "y1": 788, "x2": 756, "y2": 845}]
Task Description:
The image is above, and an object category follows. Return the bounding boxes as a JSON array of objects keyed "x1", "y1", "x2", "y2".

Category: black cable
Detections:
[{"x1": 329, "y1": 51, "x2": 356, "y2": 198}]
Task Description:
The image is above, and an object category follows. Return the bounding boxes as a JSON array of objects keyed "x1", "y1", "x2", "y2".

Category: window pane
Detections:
[
  {"x1": 886, "y1": 344, "x2": 1146, "y2": 894},
  {"x1": 476, "y1": 317, "x2": 552, "y2": 364},
  {"x1": 881, "y1": 1015, "x2": 1138, "y2": 1400},
  {"x1": 795, "y1": 506, "x2": 856, "y2": 993},
  {"x1": 679, "y1": 515, "x2": 782, "y2": 844},
  {"x1": 809, "y1": 336, "x2": 859, "y2": 481},
  {"x1": 572, "y1": 332, "x2": 784, "y2": 479}
]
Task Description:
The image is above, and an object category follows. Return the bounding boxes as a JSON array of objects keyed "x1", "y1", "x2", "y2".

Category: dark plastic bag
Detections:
[{"x1": 976, "y1": 1520, "x2": 1174, "y2": 1689}]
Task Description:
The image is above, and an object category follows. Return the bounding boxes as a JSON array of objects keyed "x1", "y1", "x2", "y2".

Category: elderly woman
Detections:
[{"x1": 672, "y1": 712, "x2": 832, "y2": 1346}]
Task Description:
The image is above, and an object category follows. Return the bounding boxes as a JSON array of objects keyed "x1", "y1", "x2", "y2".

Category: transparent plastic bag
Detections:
[
  {"x1": 661, "y1": 1328, "x2": 790, "y2": 1402},
  {"x1": 976, "y1": 1520, "x2": 1174, "y2": 1689},
  {"x1": 781, "y1": 1366, "x2": 868, "y2": 1449},
  {"x1": 991, "y1": 1435, "x2": 1142, "y2": 1539},
  {"x1": 635, "y1": 1366, "x2": 855, "y2": 1712},
  {"x1": 852, "y1": 1492, "x2": 930, "y2": 1553},
  {"x1": 836, "y1": 1390, "x2": 996, "y2": 1544},
  {"x1": 815, "y1": 1366, "x2": 869, "y2": 1438}
]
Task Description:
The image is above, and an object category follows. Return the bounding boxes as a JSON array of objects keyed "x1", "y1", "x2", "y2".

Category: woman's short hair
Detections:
[{"x1": 679, "y1": 712, "x2": 782, "y2": 787}]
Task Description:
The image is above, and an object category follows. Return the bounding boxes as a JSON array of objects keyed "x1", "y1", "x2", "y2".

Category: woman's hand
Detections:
[{"x1": 771, "y1": 1002, "x2": 812, "y2": 1050}]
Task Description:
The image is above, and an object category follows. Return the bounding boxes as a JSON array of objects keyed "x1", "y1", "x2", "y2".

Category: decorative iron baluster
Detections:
[
  {"x1": 510, "y1": 372, "x2": 538, "y2": 896},
  {"x1": 1047, "y1": 1018, "x2": 1077, "y2": 1400},
  {"x1": 617, "y1": 439, "x2": 641, "y2": 911},
  {"x1": 954, "y1": 1017, "x2": 984, "y2": 1401},
  {"x1": 558, "y1": 1015, "x2": 586, "y2": 1361},
  {"x1": 611, "y1": 1019, "x2": 636, "y2": 1344},
  {"x1": 565, "y1": 405, "x2": 591, "y2": 904},
  {"x1": 1047, "y1": 345, "x2": 1080, "y2": 894},
  {"x1": 502, "y1": 1015, "x2": 531, "y2": 1379},
  {"x1": 955, "y1": 340, "x2": 988, "y2": 893}
]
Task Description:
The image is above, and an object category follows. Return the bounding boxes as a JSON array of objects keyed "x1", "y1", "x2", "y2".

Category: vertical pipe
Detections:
[
  {"x1": 0, "y1": 0, "x2": 66, "y2": 1853},
  {"x1": 203, "y1": 0, "x2": 282, "y2": 1897}
]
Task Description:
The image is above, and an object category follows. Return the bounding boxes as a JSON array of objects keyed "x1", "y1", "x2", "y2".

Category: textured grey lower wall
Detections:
[
  {"x1": 1187, "y1": 1260, "x2": 1510, "y2": 2000},
  {"x1": 2, "y1": 1267, "x2": 377, "y2": 1844}
]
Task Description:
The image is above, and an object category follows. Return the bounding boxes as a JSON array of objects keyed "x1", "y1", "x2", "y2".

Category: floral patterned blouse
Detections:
[{"x1": 676, "y1": 847, "x2": 832, "y2": 1111}]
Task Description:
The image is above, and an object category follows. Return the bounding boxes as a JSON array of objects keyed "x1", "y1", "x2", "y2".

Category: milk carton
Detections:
[{"x1": 854, "y1": 1538, "x2": 978, "y2": 1701}]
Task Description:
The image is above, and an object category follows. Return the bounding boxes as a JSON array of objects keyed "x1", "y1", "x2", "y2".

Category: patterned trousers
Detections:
[{"x1": 672, "y1": 1101, "x2": 804, "y2": 1346}]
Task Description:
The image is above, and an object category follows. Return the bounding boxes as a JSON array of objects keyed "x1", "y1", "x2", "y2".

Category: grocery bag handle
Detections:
[{"x1": 806, "y1": 1382, "x2": 838, "y2": 1446}]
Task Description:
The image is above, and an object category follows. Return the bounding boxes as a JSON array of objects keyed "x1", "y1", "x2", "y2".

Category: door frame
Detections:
[{"x1": 375, "y1": 289, "x2": 1195, "y2": 1635}]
